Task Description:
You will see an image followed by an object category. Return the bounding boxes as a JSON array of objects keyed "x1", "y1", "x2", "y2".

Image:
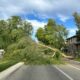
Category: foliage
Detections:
[
  {"x1": 73, "y1": 12, "x2": 80, "y2": 42},
  {"x1": 75, "y1": 58, "x2": 80, "y2": 62},
  {"x1": 0, "y1": 16, "x2": 65, "y2": 69},
  {"x1": 36, "y1": 28, "x2": 45, "y2": 43},
  {"x1": 73, "y1": 12, "x2": 80, "y2": 29},
  {"x1": 36, "y1": 19, "x2": 68, "y2": 49},
  {"x1": 0, "y1": 60, "x2": 18, "y2": 72},
  {"x1": 43, "y1": 48, "x2": 53, "y2": 55},
  {"x1": 0, "y1": 16, "x2": 33, "y2": 49},
  {"x1": 23, "y1": 21, "x2": 33, "y2": 36},
  {"x1": 53, "y1": 51, "x2": 61, "y2": 60},
  {"x1": 75, "y1": 50, "x2": 80, "y2": 58},
  {"x1": 5, "y1": 37, "x2": 52, "y2": 65}
]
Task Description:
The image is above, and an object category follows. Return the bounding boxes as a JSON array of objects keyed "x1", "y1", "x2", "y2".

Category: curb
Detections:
[{"x1": 0, "y1": 62, "x2": 24, "y2": 80}]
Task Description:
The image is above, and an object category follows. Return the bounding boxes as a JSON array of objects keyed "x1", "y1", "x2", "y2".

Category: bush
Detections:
[
  {"x1": 4, "y1": 37, "x2": 52, "y2": 65},
  {"x1": 20, "y1": 43, "x2": 52, "y2": 65},
  {"x1": 0, "y1": 60, "x2": 18, "y2": 72},
  {"x1": 44, "y1": 48, "x2": 53, "y2": 55},
  {"x1": 54, "y1": 51, "x2": 61, "y2": 60},
  {"x1": 17, "y1": 37, "x2": 33, "y2": 49}
]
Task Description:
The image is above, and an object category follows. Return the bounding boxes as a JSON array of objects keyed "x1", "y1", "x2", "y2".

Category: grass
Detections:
[
  {"x1": 75, "y1": 58, "x2": 80, "y2": 62},
  {"x1": 0, "y1": 52, "x2": 64, "y2": 72},
  {"x1": 0, "y1": 60, "x2": 18, "y2": 72}
]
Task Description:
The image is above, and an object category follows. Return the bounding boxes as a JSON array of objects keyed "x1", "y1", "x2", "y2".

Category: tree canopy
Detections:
[
  {"x1": 0, "y1": 16, "x2": 33, "y2": 49},
  {"x1": 36, "y1": 19, "x2": 68, "y2": 49},
  {"x1": 73, "y1": 12, "x2": 80, "y2": 41}
]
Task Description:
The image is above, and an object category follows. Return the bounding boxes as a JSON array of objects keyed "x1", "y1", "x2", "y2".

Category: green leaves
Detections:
[
  {"x1": 8, "y1": 16, "x2": 22, "y2": 29},
  {"x1": 23, "y1": 21, "x2": 33, "y2": 36},
  {"x1": 36, "y1": 28, "x2": 45, "y2": 42},
  {"x1": 73, "y1": 12, "x2": 80, "y2": 42},
  {"x1": 73, "y1": 12, "x2": 80, "y2": 30},
  {"x1": 36, "y1": 19, "x2": 68, "y2": 49},
  {"x1": 0, "y1": 16, "x2": 33, "y2": 49}
]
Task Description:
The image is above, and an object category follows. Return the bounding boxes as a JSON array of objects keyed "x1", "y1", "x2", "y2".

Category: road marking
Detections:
[
  {"x1": 68, "y1": 64, "x2": 80, "y2": 71},
  {"x1": 54, "y1": 66, "x2": 74, "y2": 80}
]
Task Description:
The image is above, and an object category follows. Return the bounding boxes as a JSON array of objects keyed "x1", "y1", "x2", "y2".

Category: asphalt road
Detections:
[
  {"x1": 4, "y1": 65, "x2": 70, "y2": 80},
  {"x1": 57, "y1": 64, "x2": 80, "y2": 80},
  {"x1": 3, "y1": 63, "x2": 80, "y2": 80}
]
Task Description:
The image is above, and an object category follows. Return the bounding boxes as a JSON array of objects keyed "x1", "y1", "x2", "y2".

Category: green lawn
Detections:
[
  {"x1": 0, "y1": 60, "x2": 18, "y2": 72},
  {"x1": 75, "y1": 58, "x2": 80, "y2": 62}
]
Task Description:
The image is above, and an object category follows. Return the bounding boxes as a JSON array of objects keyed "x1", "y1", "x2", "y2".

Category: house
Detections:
[{"x1": 66, "y1": 35, "x2": 80, "y2": 56}]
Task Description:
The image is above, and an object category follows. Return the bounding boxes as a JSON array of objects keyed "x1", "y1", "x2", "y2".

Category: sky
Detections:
[{"x1": 0, "y1": 0, "x2": 80, "y2": 40}]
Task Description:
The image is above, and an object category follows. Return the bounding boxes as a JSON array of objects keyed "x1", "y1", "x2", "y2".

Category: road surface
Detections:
[{"x1": 4, "y1": 62, "x2": 80, "y2": 80}]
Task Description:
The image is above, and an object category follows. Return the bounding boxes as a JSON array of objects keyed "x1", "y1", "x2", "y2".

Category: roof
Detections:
[{"x1": 67, "y1": 35, "x2": 76, "y2": 40}]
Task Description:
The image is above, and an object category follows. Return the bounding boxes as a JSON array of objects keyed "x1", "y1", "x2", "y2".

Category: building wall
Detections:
[
  {"x1": 77, "y1": 45, "x2": 80, "y2": 51},
  {"x1": 67, "y1": 37, "x2": 77, "y2": 45},
  {"x1": 67, "y1": 44, "x2": 77, "y2": 55},
  {"x1": 66, "y1": 37, "x2": 77, "y2": 55}
]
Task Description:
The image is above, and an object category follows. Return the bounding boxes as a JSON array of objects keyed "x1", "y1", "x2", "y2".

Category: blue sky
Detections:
[{"x1": 0, "y1": 0, "x2": 80, "y2": 40}]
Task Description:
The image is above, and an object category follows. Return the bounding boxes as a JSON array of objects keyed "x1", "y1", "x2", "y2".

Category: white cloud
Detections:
[
  {"x1": 0, "y1": 0, "x2": 80, "y2": 19},
  {"x1": 67, "y1": 27, "x2": 78, "y2": 37},
  {"x1": 58, "y1": 14, "x2": 70, "y2": 22},
  {"x1": 0, "y1": 0, "x2": 80, "y2": 40},
  {"x1": 26, "y1": 19, "x2": 46, "y2": 32},
  {"x1": 26, "y1": 19, "x2": 46, "y2": 41}
]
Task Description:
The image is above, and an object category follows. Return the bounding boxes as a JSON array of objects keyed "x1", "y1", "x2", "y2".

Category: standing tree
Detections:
[
  {"x1": 73, "y1": 12, "x2": 80, "y2": 29},
  {"x1": 0, "y1": 20, "x2": 9, "y2": 49},
  {"x1": 8, "y1": 16, "x2": 22, "y2": 29},
  {"x1": 0, "y1": 16, "x2": 33, "y2": 50},
  {"x1": 36, "y1": 28, "x2": 45, "y2": 43},
  {"x1": 36, "y1": 19, "x2": 68, "y2": 49},
  {"x1": 22, "y1": 21, "x2": 33, "y2": 36},
  {"x1": 73, "y1": 12, "x2": 80, "y2": 41}
]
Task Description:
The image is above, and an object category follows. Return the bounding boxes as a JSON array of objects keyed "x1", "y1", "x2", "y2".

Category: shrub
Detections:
[
  {"x1": 0, "y1": 60, "x2": 18, "y2": 72},
  {"x1": 54, "y1": 51, "x2": 61, "y2": 60},
  {"x1": 4, "y1": 37, "x2": 52, "y2": 65}
]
